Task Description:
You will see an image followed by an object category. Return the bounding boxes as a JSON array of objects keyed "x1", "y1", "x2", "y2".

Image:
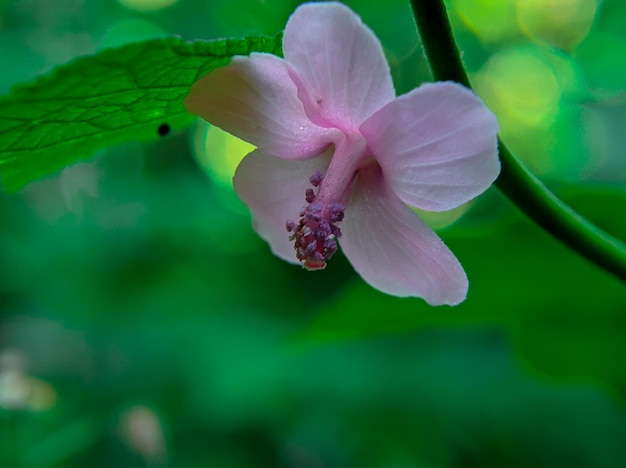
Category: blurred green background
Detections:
[{"x1": 1, "y1": 0, "x2": 626, "y2": 466}]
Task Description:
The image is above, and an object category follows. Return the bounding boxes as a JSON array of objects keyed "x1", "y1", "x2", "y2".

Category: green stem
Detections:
[{"x1": 410, "y1": 0, "x2": 626, "y2": 282}]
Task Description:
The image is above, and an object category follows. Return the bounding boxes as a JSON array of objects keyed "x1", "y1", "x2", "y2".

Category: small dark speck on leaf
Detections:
[{"x1": 158, "y1": 123, "x2": 171, "y2": 136}]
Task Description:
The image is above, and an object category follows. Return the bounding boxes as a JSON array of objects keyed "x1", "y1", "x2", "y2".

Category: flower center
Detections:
[
  {"x1": 286, "y1": 171, "x2": 345, "y2": 270},
  {"x1": 286, "y1": 134, "x2": 367, "y2": 270}
]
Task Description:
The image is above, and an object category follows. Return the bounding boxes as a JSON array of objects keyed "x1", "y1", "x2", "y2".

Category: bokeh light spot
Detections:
[
  {"x1": 473, "y1": 46, "x2": 576, "y2": 175},
  {"x1": 474, "y1": 47, "x2": 561, "y2": 129},
  {"x1": 516, "y1": 0, "x2": 597, "y2": 50},
  {"x1": 192, "y1": 122, "x2": 255, "y2": 190},
  {"x1": 412, "y1": 202, "x2": 473, "y2": 231},
  {"x1": 453, "y1": 0, "x2": 518, "y2": 43}
]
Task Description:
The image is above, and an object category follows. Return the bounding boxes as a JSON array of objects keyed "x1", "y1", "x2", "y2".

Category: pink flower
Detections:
[{"x1": 184, "y1": 2, "x2": 499, "y2": 305}]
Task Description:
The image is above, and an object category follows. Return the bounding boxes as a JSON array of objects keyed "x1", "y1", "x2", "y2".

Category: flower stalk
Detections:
[{"x1": 410, "y1": 0, "x2": 626, "y2": 282}]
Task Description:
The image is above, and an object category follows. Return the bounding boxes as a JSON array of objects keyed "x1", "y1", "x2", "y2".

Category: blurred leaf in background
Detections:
[{"x1": 1, "y1": 0, "x2": 625, "y2": 467}]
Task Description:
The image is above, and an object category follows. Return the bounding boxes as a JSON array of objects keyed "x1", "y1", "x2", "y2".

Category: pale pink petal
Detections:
[
  {"x1": 185, "y1": 54, "x2": 337, "y2": 160},
  {"x1": 233, "y1": 149, "x2": 331, "y2": 262},
  {"x1": 283, "y1": 2, "x2": 395, "y2": 130},
  {"x1": 340, "y1": 167, "x2": 468, "y2": 305},
  {"x1": 360, "y1": 81, "x2": 500, "y2": 212}
]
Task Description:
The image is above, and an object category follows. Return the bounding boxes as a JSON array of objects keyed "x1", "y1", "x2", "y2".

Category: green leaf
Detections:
[{"x1": 0, "y1": 34, "x2": 282, "y2": 191}]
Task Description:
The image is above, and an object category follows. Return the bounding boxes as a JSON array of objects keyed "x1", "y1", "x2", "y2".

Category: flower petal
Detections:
[
  {"x1": 233, "y1": 149, "x2": 331, "y2": 262},
  {"x1": 185, "y1": 54, "x2": 337, "y2": 160},
  {"x1": 339, "y1": 167, "x2": 468, "y2": 305},
  {"x1": 360, "y1": 81, "x2": 500, "y2": 212},
  {"x1": 283, "y1": 2, "x2": 395, "y2": 130}
]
